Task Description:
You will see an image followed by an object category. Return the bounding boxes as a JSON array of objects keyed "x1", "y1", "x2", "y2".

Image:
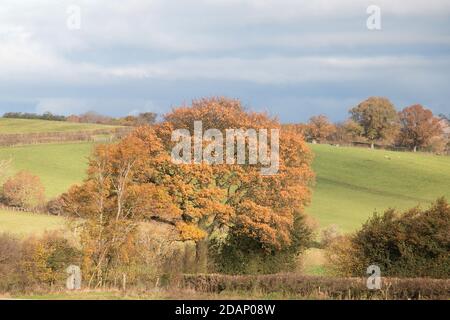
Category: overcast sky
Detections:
[{"x1": 1, "y1": 0, "x2": 449, "y2": 122}]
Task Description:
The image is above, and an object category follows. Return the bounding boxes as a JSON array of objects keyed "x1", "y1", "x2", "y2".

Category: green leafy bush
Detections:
[
  {"x1": 327, "y1": 198, "x2": 450, "y2": 278},
  {"x1": 212, "y1": 213, "x2": 312, "y2": 274},
  {"x1": 0, "y1": 232, "x2": 80, "y2": 292}
]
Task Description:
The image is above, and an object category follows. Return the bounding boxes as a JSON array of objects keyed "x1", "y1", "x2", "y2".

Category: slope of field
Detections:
[
  {"x1": 0, "y1": 141, "x2": 449, "y2": 237},
  {"x1": 0, "y1": 118, "x2": 118, "y2": 134},
  {"x1": 0, "y1": 142, "x2": 93, "y2": 198},
  {"x1": 307, "y1": 144, "x2": 450, "y2": 232},
  {"x1": 0, "y1": 210, "x2": 65, "y2": 236}
]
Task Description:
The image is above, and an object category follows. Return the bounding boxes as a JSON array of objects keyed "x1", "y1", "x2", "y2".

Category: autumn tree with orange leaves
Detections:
[
  {"x1": 305, "y1": 115, "x2": 336, "y2": 143},
  {"x1": 2, "y1": 171, "x2": 45, "y2": 209},
  {"x1": 62, "y1": 97, "x2": 314, "y2": 282},
  {"x1": 398, "y1": 104, "x2": 443, "y2": 152},
  {"x1": 62, "y1": 128, "x2": 202, "y2": 285}
]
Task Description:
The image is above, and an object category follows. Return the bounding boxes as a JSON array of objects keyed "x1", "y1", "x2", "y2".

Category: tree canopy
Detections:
[
  {"x1": 305, "y1": 115, "x2": 336, "y2": 143},
  {"x1": 350, "y1": 97, "x2": 398, "y2": 147},
  {"x1": 398, "y1": 104, "x2": 442, "y2": 152},
  {"x1": 62, "y1": 97, "x2": 315, "y2": 278}
]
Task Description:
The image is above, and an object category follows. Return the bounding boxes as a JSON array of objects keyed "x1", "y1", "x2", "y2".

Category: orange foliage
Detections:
[
  {"x1": 63, "y1": 97, "x2": 314, "y2": 253},
  {"x1": 398, "y1": 104, "x2": 443, "y2": 151},
  {"x1": 2, "y1": 171, "x2": 45, "y2": 209},
  {"x1": 305, "y1": 115, "x2": 336, "y2": 143}
]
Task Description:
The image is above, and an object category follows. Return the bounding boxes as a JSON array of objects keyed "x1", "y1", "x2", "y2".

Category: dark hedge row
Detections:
[
  {"x1": 3, "y1": 112, "x2": 66, "y2": 121},
  {"x1": 0, "y1": 128, "x2": 131, "y2": 146},
  {"x1": 180, "y1": 274, "x2": 450, "y2": 300}
]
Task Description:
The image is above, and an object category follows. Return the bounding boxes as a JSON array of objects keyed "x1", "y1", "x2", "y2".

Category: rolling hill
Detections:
[
  {"x1": 0, "y1": 209, "x2": 66, "y2": 237},
  {"x1": 0, "y1": 141, "x2": 449, "y2": 236},
  {"x1": 0, "y1": 142, "x2": 92, "y2": 198},
  {"x1": 0, "y1": 118, "x2": 119, "y2": 134},
  {"x1": 307, "y1": 144, "x2": 450, "y2": 231}
]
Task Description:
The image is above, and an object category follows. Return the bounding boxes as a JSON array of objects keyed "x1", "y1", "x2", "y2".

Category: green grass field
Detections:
[
  {"x1": 0, "y1": 141, "x2": 448, "y2": 277},
  {"x1": 0, "y1": 141, "x2": 449, "y2": 237},
  {"x1": 0, "y1": 142, "x2": 93, "y2": 198},
  {"x1": 307, "y1": 144, "x2": 450, "y2": 232},
  {"x1": 0, "y1": 118, "x2": 118, "y2": 134},
  {"x1": 0, "y1": 210, "x2": 66, "y2": 237}
]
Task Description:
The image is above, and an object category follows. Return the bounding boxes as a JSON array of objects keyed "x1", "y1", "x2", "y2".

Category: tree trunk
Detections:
[
  {"x1": 413, "y1": 146, "x2": 417, "y2": 152},
  {"x1": 122, "y1": 273, "x2": 127, "y2": 291},
  {"x1": 370, "y1": 142, "x2": 374, "y2": 149},
  {"x1": 183, "y1": 241, "x2": 196, "y2": 274},
  {"x1": 195, "y1": 238, "x2": 208, "y2": 274}
]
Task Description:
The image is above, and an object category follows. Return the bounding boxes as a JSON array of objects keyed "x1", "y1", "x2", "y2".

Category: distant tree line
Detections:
[
  {"x1": 3, "y1": 98, "x2": 448, "y2": 153},
  {"x1": 66, "y1": 111, "x2": 157, "y2": 126},
  {"x1": 291, "y1": 97, "x2": 450, "y2": 154},
  {"x1": 0, "y1": 128, "x2": 132, "y2": 147},
  {"x1": 3, "y1": 111, "x2": 158, "y2": 127},
  {"x1": 3, "y1": 112, "x2": 66, "y2": 121}
]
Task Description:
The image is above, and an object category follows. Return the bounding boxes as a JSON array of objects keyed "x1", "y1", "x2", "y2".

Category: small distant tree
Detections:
[
  {"x1": 118, "y1": 115, "x2": 138, "y2": 126},
  {"x1": 137, "y1": 112, "x2": 157, "y2": 125},
  {"x1": 333, "y1": 120, "x2": 363, "y2": 143},
  {"x1": 305, "y1": 115, "x2": 336, "y2": 143},
  {"x1": 398, "y1": 104, "x2": 443, "y2": 152},
  {"x1": 118, "y1": 113, "x2": 158, "y2": 126},
  {"x1": 350, "y1": 97, "x2": 398, "y2": 148},
  {"x1": 2, "y1": 171, "x2": 45, "y2": 209},
  {"x1": 79, "y1": 111, "x2": 112, "y2": 124},
  {"x1": 427, "y1": 136, "x2": 447, "y2": 154},
  {"x1": 66, "y1": 115, "x2": 81, "y2": 123}
]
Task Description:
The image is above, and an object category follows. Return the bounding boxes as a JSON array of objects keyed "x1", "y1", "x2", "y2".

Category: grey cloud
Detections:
[{"x1": 0, "y1": 0, "x2": 449, "y2": 121}]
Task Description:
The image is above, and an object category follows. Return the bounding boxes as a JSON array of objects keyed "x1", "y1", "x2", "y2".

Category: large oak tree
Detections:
[{"x1": 63, "y1": 97, "x2": 314, "y2": 280}]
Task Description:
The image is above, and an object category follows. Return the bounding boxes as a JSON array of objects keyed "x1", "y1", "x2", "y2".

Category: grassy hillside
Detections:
[
  {"x1": 0, "y1": 140, "x2": 447, "y2": 278},
  {"x1": 0, "y1": 142, "x2": 93, "y2": 198},
  {"x1": 0, "y1": 141, "x2": 449, "y2": 237},
  {"x1": 0, "y1": 209, "x2": 66, "y2": 236},
  {"x1": 307, "y1": 144, "x2": 450, "y2": 232},
  {"x1": 0, "y1": 118, "x2": 118, "y2": 134}
]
